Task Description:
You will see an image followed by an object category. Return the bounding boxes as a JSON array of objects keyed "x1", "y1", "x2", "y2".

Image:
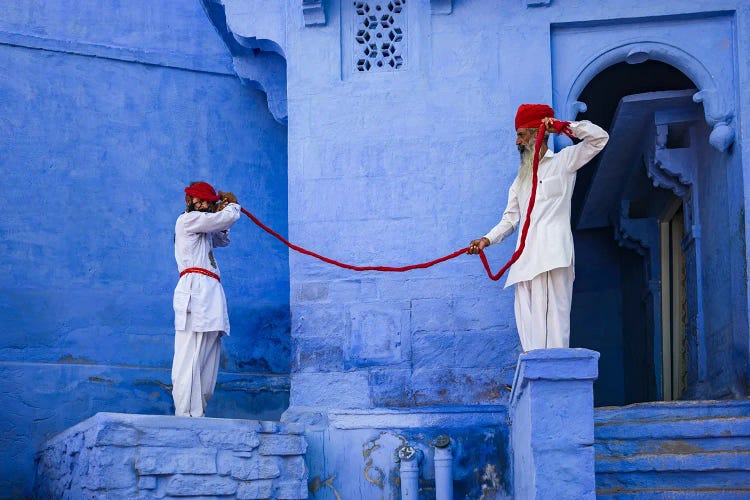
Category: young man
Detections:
[
  {"x1": 172, "y1": 181, "x2": 240, "y2": 417},
  {"x1": 468, "y1": 104, "x2": 609, "y2": 352}
]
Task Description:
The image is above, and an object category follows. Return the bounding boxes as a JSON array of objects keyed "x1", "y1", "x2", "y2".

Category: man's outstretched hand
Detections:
[
  {"x1": 218, "y1": 191, "x2": 239, "y2": 211},
  {"x1": 468, "y1": 237, "x2": 490, "y2": 254}
]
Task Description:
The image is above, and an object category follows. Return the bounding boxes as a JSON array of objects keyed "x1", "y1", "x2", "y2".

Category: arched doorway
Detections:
[{"x1": 567, "y1": 61, "x2": 743, "y2": 406}]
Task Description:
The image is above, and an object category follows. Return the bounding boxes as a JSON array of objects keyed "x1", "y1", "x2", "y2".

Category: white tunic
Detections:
[
  {"x1": 484, "y1": 121, "x2": 609, "y2": 288},
  {"x1": 173, "y1": 204, "x2": 241, "y2": 334}
]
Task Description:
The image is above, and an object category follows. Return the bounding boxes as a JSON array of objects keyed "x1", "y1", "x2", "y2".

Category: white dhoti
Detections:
[
  {"x1": 514, "y1": 266, "x2": 575, "y2": 351},
  {"x1": 172, "y1": 312, "x2": 222, "y2": 417}
]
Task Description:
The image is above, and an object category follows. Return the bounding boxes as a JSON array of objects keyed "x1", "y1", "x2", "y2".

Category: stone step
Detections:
[
  {"x1": 596, "y1": 450, "x2": 750, "y2": 473},
  {"x1": 597, "y1": 488, "x2": 750, "y2": 499},
  {"x1": 595, "y1": 415, "x2": 750, "y2": 442},
  {"x1": 595, "y1": 401, "x2": 750, "y2": 497},
  {"x1": 596, "y1": 435, "x2": 750, "y2": 457},
  {"x1": 595, "y1": 399, "x2": 750, "y2": 424},
  {"x1": 596, "y1": 469, "x2": 750, "y2": 492}
]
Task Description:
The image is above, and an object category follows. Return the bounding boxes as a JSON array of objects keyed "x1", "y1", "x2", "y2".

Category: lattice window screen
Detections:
[{"x1": 353, "y1": 1, "x2": 406, "y2": 72}]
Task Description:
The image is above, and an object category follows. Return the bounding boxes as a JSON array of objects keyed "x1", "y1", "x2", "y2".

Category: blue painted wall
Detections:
[
  {"x1": 4, "y1": 0, "x2": 750, "y2": 497},
  {"x1": 0, "y1": 1, "x2": 289, "y2": 495},
  {"x1": 287, "y1": 0, "x2": 524, "y2": 412},
  {"x1": 284, "y1": 0, "x2": 750, "y2": 414}
]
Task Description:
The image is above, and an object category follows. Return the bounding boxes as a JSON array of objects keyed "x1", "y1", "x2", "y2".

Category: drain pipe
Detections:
[
  {"x1": 433, "y1": 435, "x2": 453, "y2": 500},
  {"x1": 397, "y1": 445, "x2": 421, "y2": 500}
]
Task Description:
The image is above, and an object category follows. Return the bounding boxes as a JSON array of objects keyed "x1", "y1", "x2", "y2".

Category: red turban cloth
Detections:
[
  {"x1": 515, "y1": 104, "x2": 555, "y2": 130},
  {"x1": 184, "y1": 181, "x2": 220, "y2": 202}
]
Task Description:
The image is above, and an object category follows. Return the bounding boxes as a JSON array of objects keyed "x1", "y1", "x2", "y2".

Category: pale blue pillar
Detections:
[{"x1": 509, "y1": 349, "x2": 600, "y2": 500}]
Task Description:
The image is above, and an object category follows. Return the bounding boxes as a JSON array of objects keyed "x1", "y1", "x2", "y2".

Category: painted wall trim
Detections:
[
  {"x1": 431, "y1": 0, "x2": 453, "y2": 15},
  {"x1": 0, "y1": 30, "x2": 234, "y2": 76},
  {"x1": 200, "y1": 0, "x2": 288, "y2": 123},
  {"x1": 563, "y1": 40, "x2": 735, "y2": 152},
  {"x1": 303, "y1": 0, "x2": 327, "y2": 26}
]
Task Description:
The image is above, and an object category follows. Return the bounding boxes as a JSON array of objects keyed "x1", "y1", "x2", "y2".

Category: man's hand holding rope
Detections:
[{"x1": 218, "y1": 191, "x2": 239, "y2": 211}]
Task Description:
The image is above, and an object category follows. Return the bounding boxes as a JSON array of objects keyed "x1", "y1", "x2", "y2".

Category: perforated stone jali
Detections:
[{"x1": 354, "y1": 1, "x2": 405, "y2": 72}]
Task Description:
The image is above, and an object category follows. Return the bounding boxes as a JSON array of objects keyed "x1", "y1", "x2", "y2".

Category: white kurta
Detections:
[
  {"x1": 484, "y1": 121, "x2": 609, "y2": 288},
  {"x1": 172, "y1": 203, "x2": 240, "y2": 417},
  {"x1": 484, "y1": 121, "x2": 608, "y2": 350},
  {"x1": 173, "y1": 203, "x2": 241, "y2": 334}
]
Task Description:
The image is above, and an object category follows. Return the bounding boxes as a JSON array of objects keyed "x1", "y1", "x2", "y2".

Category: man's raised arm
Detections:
[{"x1": 561, "y1": 121, "x2": 609, "y2": 173}]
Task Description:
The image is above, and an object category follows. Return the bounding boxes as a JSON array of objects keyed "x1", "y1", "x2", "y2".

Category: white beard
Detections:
[{"x1": 516, "y1": 143, "x2": 536, "y2": 193}]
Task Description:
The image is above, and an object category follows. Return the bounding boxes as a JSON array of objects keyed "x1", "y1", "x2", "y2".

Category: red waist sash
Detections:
[{"x1": 179, "y1": 267, "x2": 220, "y2": 282}]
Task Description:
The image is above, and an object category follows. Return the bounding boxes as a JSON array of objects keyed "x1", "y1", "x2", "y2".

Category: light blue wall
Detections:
[
  {"x1": 287, "y1": 0, "x2": 523, "y2": 411},
  {"x1": 285, "y1": 0, "x2": 750, "y2": 412},
  {"x1": 0, "y1": 1, "x2": 289, "y2": 495}
]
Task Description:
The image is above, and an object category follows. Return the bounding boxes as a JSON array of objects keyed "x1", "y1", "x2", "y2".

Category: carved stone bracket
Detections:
[
  {"x1": 692, "y1": 89, "x2": 734, "y2": 151},
  {"x1": 646, "y1": 146, "x2": 693, "y2": 199},
  {"x1": 430, "y1": 0, "x2": 453, "y2": 15},
  {"x1": 614, "y1": 201, "x2": 660, "y2": 280},
  {"x1": 303, "y1": 0, "x2": 326, "y2": 26},
  {"x1": 614, "y1": 202, "x2": 657, "y2": 256},
  {"x1": 233, "y1": 54, "x2": 288, "y2": 124},
  {"x1": 646, "y1": 113, "x2": 701, "y2": 243},
  {"x1": 201, "y1": 0, "x2": 288, "y2": 123}
]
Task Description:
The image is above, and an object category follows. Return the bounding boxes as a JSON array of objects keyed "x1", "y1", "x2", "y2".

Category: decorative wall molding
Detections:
[
  {"x1": 646, "y1": 150, "x2": 692, "y2": 199},
  {"x1": 560, "y1": 36, "x2": 736, "y2": 152},
  {"x1": 613, "y1": 201, "x2": 658, "y2": 260},
  {"x1": 430, "y1": 0, "x2": 453, "y2": 15},
  {"x1": 526, "y1": 0, "x2": 552, "y2": 7},
  {"x1": 233, "y1": 54, "x2": 288, "y2": 124},
  {"x1": 200, "y1": 0, "x2": 288, "y2": 123},
  {"x1": 303, "y1": 0, "x2": 326, "y2": 26},
  {"x1": 560, "y1": 10, "x2": 738, "y2": 152},
  {"x1": 0, "y1": 30, "x2": 235, "y2": 76}
]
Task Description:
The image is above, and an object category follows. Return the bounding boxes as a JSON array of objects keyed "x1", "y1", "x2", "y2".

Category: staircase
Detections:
[{"x1": 594, "y1": 399, "x2": 750, "y2": 498}]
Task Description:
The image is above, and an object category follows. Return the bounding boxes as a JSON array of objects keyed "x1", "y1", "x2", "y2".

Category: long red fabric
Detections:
[{"x1": 240, "y1": 122, "x2": 568, "y2": 281}]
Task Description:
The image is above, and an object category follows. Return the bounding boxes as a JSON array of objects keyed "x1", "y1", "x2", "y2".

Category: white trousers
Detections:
[
  {"x1": 172, "y1": 312, "x2": 222, "y2": 417},
  {"x1": 514, "y1": 266, "x2": 575, "y2": 351}
]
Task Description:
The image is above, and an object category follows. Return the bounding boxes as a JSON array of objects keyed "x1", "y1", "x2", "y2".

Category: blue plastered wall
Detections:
[
  {"x1": 285, "y1": 0, "x2": 750, "y2": 411},
  {"x1": 0, "y1": 1, "x2": 290, "y2": 495},
  {"x1": 287, "y1": 0, "x2": 528, "y2": 411},
  {"x1": 3, "y1": 0, "x2": 750, "y2": 496}
]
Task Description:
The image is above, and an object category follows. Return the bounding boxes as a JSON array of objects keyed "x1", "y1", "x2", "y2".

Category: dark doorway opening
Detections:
[
  {"x1": 569, "y1": 61, "x2": 697, "y2": 407},
  {"x1": 572, "y1": 61, "x2": 695, "y2": 225}
]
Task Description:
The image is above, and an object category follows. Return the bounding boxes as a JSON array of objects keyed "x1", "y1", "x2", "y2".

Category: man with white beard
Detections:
[
  {"x1": 468, "y1": 104, "x2": 609, "y2": 352},
  {"x1": 172, "y1": 181, "x2": 240, "y2": 417}
]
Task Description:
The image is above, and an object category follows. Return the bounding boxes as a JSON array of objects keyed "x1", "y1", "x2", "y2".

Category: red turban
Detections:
[
  {"x1": 515, "y1": 104, "x2": 555, "y2": 130},
  {"x1": 184, "y1": 181, "x2": 220, "y2": 202}
]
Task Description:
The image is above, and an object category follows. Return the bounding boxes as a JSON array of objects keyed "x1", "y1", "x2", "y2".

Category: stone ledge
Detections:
[
  {"x1": 510, "y1": 348, "x2": 599, "y2": 410},
  {"x1": 35, "y1": 412, "x2": 308, "y2": 499},
  {"x1": 326, "y1": 405, "x2": 508, "y2": 429}
]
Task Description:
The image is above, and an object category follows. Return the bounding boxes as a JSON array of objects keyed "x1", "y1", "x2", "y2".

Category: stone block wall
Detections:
[{"x1": 34, "y1": 413, "x2": 308, "y2": 499}]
